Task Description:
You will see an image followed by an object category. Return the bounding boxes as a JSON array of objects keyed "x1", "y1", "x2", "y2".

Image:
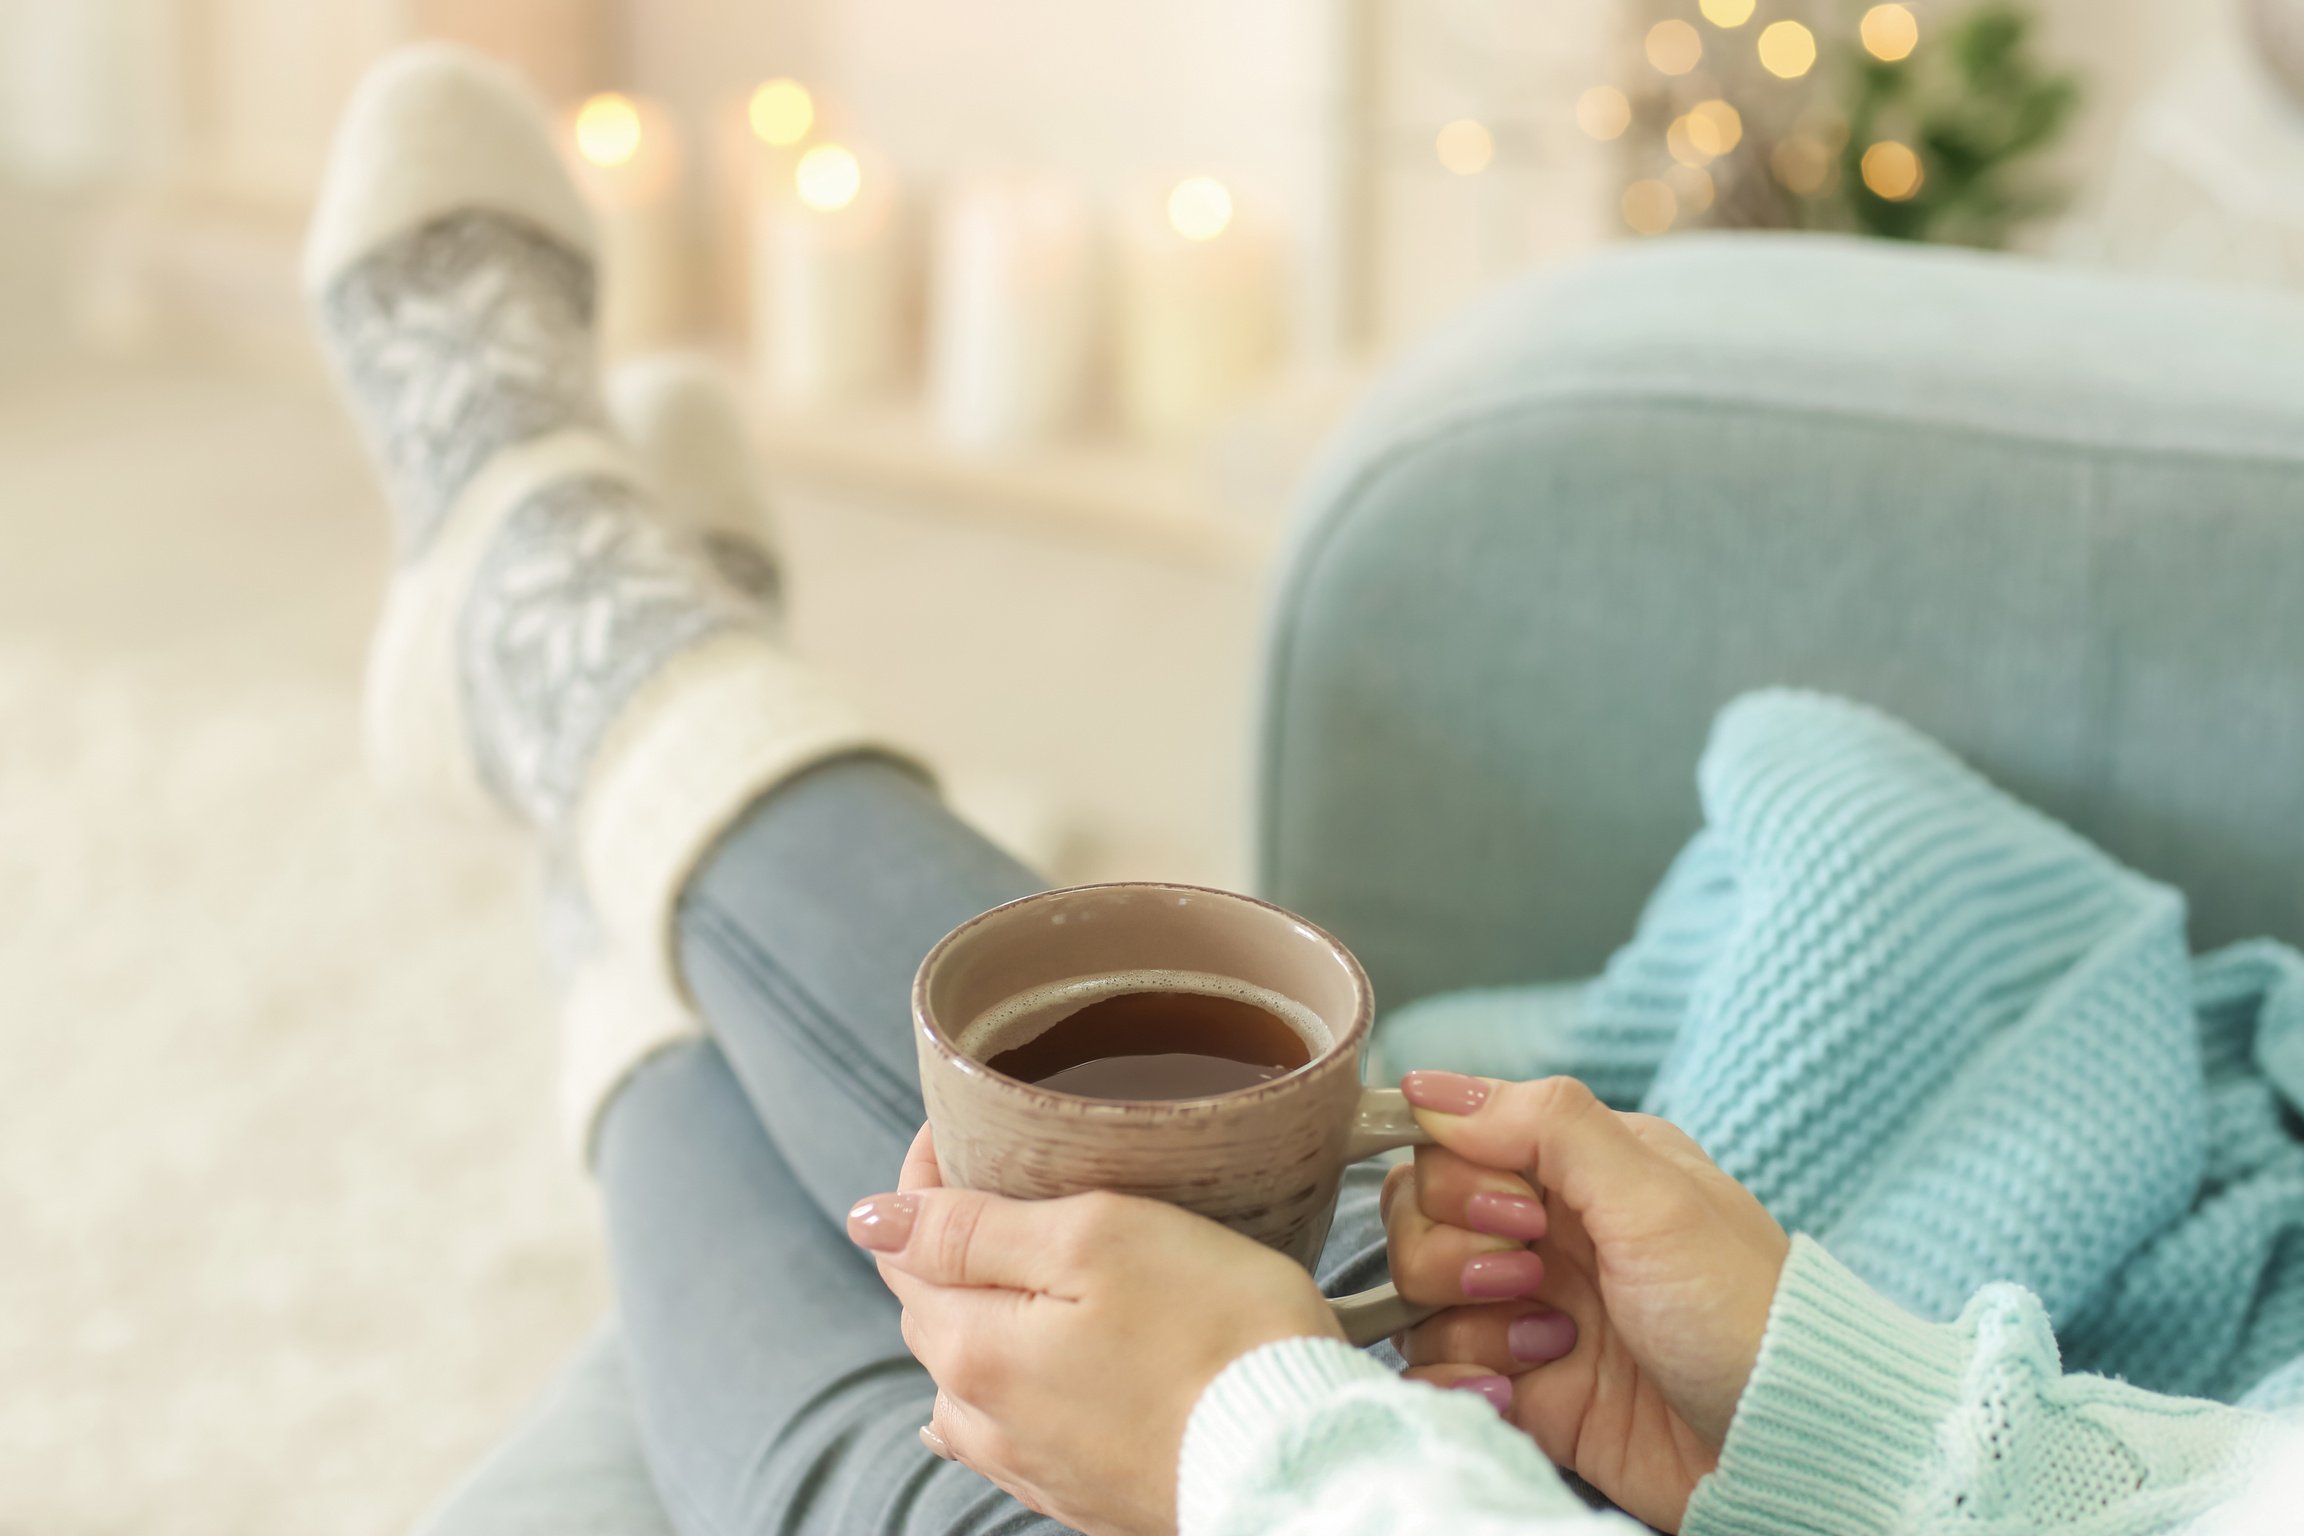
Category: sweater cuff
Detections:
[
  {"x1": 1178, "y1": 1336, "x2": 1398, "y2": 1535},
  {"x1": 1685, "y1": 1235, "x2": 1973, "y2": 1536}
]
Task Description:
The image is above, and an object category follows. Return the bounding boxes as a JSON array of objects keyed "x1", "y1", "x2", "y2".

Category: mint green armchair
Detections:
[{"x1": 418, "y1": 233, "x2": 2304, "y2": 1535}]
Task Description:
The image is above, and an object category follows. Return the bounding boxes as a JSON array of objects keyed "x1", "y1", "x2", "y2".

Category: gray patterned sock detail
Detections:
[
  {"x1": 697, "y1": 531, "x2": 784, "y2": 610},
  {"x1": 320, "y1": 209, "x2": 601, "y2": 558},
  {"x1": 459, "y1": 474, "x2": 763, "y2": 827}
]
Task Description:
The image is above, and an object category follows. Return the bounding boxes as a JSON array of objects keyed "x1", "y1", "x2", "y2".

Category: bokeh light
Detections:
[
  {"x1": 794, "y1": 143, "x2": 863, "y2": 211},
  {"x1": 1435, "y1": 119, "x2": 1496, "y2": 176},
  {"x1": 1622, "y1": 178, "x2": 1679, "y2": 235},
  {"x1": 1166, "y1": 175, "x2": 1234, "y2": 241},
  {"x1": 1577, "y1": 86, "x2": 1633, "y2": 141},
  {"x1": 1861, "y1": 5, "x2": 1921, "y2": 62},
  {"x1": 1667, "y1": 116, "x2": 1713, "y2": 168},
  {"x1": 1670, "y1": 164, "x2": 1717, "y2": 214},
  {"x1": 1700, "y1": 0, "x2": 1757, "y2": 27},
  {"x1": 1860, "y1": 140, "x2": 1925, "y2": 200},
  {"x1": 1771, "y1": 137, "x2": 1834, "y2": 195},
  {"x1": 1646, "y1": 20, "x2": 1704, "y2": 76},
  {"x1": 1758, "y1": 20, "x2": 1818, "y2": 79},
  {"x1": 1688, "y1": 99, "x2": 1744, "y2": 157},
  {"x1": 748, "y1": 78, "x2": 815, "y2": 146},
  {"x1": 574, "y1": 93, "x2": 642, "y2": 168}
]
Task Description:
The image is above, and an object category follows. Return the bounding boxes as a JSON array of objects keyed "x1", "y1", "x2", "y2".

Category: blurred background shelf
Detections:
[{"x1": 749, "y1": 397, "x2": 1265, "y2": 569}]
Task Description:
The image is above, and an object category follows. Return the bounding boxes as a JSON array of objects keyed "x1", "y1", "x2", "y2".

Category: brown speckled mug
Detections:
[{"x1": 913, "y1": 882, "x2": 1437, "y2": 1346}]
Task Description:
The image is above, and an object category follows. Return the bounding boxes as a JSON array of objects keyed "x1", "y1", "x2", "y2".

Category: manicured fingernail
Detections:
[
  {"x1": 1461, "y1": 1250, "x2": 1546, "y2": 1299},
  {"x1": 847, "y1": 1193, "x2": 918, "y2": 1252},
  {"x1": 918, "y1": 1424, "x2": 953, "y2": 1460},
  {"x1": 1465, "y1": 1190, "x2": 1547, "y2": 1242},
  {"x1": 1400, "y1": 1070, "x2": 1490, "y2": 1116},
  {"x1": 1509, "y1": 1311, "x2": 1579, "y2": 1364},
  {"x1": 1446, "y1": 1374, "x2": 1514, "y2": 1414}
]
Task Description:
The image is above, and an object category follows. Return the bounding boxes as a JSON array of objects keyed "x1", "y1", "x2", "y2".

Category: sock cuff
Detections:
[
  {"x1": 558, "y1": 953, "x2": 702, "y2": 1165},
  {"x1": 572, "y1": 632, "x2": 919, "y2": 1026},
  {"x1": 363, "y1": 429, "x2": 647, "y2": 815}
]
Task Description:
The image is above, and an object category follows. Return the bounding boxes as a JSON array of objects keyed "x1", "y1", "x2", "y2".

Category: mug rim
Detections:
[{"x1": 911, "y1": 881, "x2": 1375, "y2": 1114}]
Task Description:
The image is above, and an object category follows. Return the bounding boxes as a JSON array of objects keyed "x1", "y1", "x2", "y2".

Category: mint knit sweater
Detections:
[{"x1": 1179, "y1": 692, "x2": 2304, "y2": 1534}]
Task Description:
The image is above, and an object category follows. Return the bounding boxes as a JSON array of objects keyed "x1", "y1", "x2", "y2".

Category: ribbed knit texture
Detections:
[
  {"x1": 1181, "y1": 1338, "x2": 1631, "y2": 1536},
  {"x1": 1380, "y1": 689, "x2": 2304, "y2": 1401},
  {"x1": 1183, "y1": 691, "x2": 2304, "y2": 1535},
  {"x1": 1683, "y1": 1239, "x2": 2286, "y2": 1536}
]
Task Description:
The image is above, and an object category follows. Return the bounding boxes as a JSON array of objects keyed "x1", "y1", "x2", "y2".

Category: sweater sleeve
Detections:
[
  {"x1": 1176, "y1": 1338, "x2": 1640, "y2": 1536},
  {"x1": 1684, "y1": 1236, "x2": 2300, "y2": 1536}
]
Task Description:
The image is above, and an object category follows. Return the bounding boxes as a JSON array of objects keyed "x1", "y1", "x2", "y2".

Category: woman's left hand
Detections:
[{"x1": 850, "y1": 1124, "x2": 1343, "y2": 1536}]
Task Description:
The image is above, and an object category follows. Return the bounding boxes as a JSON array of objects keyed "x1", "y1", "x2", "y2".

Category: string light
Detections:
[
  {"x1": 1671, "y1": 164, "x2": 1717, "y2": 213},
  {"x1": 1166, "y1": 176, "x2": 1234, "y2": 241},
  {"x1": 794, "y1": 143, "x2": 862, "y2": 211},
  {"x1": 1435, "y1": 119, "x2": 1496, "y2": 175},
  {"x1": 1757, "y1": 20, "x2": 1818, "y2": 79},
  {"x1": 1577, "y1": 86, "x2": 1633, "y2": 141},
  {"x1": 1860, "y1": 4, "x2": 1921, "y2": 62},
  {"x1": 1667, "y1": 116, "x2": 1713, "y2": 168},
  {"x1": 1699, "y1": 0, "x2": 1757, "y2": 26},
  {"x1": 1646, "y1": 20, "x2": 1704, "y2": 76},
  {"x1": 1860, "y1": 140, "x2": 1924, "y2": 200},
  {"x1": 1771, "y1": 137, "x2": 1834, "y2": 195},
  {"x1": 1688, "y1": 99, "x2": 1744, "y2": 156},
  {"x1": 574, "y1": 92, "x2": 642, "y2": 167},
  {"x1": 748, "y1": 78, "x2": 815, "y2": 145},
  {"x1": 1622, "y1": 178, "x2": 1679, "y2": 235}
]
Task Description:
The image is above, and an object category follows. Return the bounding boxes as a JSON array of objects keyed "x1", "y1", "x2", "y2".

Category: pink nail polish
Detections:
[
  {"x1": 1508, "y1": 1312, "x2": 1578, "y2": 1364},
  {"x1": 1465, "y1": 1191, "x2": 1547, "y2": 1242},
  {"x1": 1461, "y1": 1250, "x2": 1546, "y2": 1299},
  {"x1": 1446, "y1": 1374, "x2": 1515, "y2": 1414},
  {"x1": 847, "y1": 1193, "x2": 919, "y2": 1252},
  {"x1": 1400, "y1": 1070, "x2": 1490, "y2": 1116}
]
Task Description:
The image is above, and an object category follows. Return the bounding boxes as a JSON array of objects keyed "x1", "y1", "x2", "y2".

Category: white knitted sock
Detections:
[
  {"x1": 306, "y1": 46, "x2": 896, "y2": 1150},
  {"x1": 545, "y1": 355, "x2": 808, "y2": 1159}
]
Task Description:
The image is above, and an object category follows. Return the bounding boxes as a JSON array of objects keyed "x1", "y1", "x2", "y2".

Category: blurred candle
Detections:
[
  {"x1": 1116, "y1": 176, "x2": 1281, "y2": 441},
  {"x1": 567, "y1": 92, "x2": 689, "y2": 358},
  {"x1": 929, "y1": 175, "x2": 1098, "y2": 448},
  {"x1": 713, "y1": 78, "x2": 817, "y2": 333},
  {"x1": 752, "y1": 143, "x2": 907, "y2": 404}
]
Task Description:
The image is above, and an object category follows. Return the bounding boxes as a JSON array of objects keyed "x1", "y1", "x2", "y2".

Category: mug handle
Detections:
[{"x1": 1328, "y1": 1088, "x2": 1442, "y2": 1348}]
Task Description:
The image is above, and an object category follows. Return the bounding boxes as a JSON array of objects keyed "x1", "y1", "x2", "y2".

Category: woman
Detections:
[{"x1": 306, "y1": 48, "x2": 2302, "y2": 1536}]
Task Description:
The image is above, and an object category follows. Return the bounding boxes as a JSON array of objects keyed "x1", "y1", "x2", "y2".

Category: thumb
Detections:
[
  {"x1": 1399, "y1": 1073, "x2": 1692, "y2": 1240},
  {"x1": 846, "y1": 1186, "x2": 1064, "y2": 1293}
]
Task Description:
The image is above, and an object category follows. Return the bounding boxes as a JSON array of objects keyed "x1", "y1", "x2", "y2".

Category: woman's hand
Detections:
[
  {"x1": 849, "y1": 1125, "x2": 1342, "y2": 1536},
  {"x1": 1385, "y1": 1072, "x2": 1789, "y2": 1533}
]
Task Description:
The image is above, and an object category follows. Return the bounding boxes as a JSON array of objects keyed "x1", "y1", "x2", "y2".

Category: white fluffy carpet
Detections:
[
  {"x1": 0, "y1": 641, "x2": 606, "y2": 1535},
  {"x1": 0, "y1": 355, "x2": 607, "y2": 1535}
]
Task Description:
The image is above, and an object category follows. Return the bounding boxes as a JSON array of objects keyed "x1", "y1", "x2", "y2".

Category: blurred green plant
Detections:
[{"x1": 1833, "y1": 3, "x2": 2082, "y2": 245}]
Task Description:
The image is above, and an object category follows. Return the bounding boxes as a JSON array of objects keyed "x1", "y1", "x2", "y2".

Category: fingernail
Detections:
[
  {"x1": 1446, "y1": 1374, "x2": 1514, "y2": 1414},
  {"x1": 1461, "y1": 1250, "x2": 1546, "y2": 1299},
  {"x1": 918, "y1": 1424, "x2": 953, "y2": 1460},
  {"x1": 847, "y1": 1193, "x2": 919, "y2": 1252},
  {"x1": 1465, "y1": 1190, "x2": 1547, "y2": 1242},
  {"x1": 1508, "y1": 1311, "x2": 1579, "y2": 1364},
  {"x1": 1400, "y1": 1070, "x2": 1490, "y2": 1116}
]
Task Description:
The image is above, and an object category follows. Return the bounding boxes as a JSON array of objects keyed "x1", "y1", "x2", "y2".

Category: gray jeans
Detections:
[{"x1": 595, "y1": 756, "x2": 1395, "y2": 1536}]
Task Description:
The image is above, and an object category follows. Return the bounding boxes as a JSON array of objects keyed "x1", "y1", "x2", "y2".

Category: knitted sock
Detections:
[
  {"x1": 305, "y1": 45, "x2": 894, "y2": 1151},
  {"x1": 541, "y1": 354, "x2": 804, "y2": 1154}
]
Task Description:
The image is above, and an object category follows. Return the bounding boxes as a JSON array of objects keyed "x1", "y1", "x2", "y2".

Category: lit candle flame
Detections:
[
  {"x1": 749, "y1": 78, "x2": 815, "y2": 146},
  {"x1": 1435, "y1": 119, "x2": 1496, "y2": 176},
  {"x1": 1166, "y1": 176, "x2": 1233, "y2": 241},
  {"x1": 795, "y1": 143, "x2": 862, "y2": 212},
  {"x1": 575, "y1": 92, "x2": 642, "y2": 168}
]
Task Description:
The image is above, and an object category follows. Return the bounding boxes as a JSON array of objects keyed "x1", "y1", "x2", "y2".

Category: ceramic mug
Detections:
[{"x1": 913, "y1": 881, "x2": 1439, "y2": 1347}]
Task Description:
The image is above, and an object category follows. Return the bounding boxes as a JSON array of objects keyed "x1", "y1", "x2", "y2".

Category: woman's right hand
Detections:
[{"x1": 1382, "y1": 1072, "x2": 1790, "y2": 1533}]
